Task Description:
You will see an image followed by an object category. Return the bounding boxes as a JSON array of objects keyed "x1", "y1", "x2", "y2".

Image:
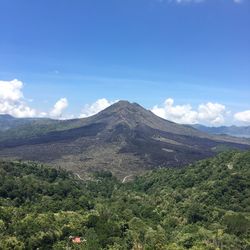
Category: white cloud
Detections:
[
  {"x1": 151, "y1": 98, "x2": 227, "y2": 125},
  {"x1": 234, "y1": 110, "x2": 250, "y2": 123},
  {"x1": 0, "y1": 79, "x2": 69, "y2": 119},
  {"x1": 0, "y1": 79, "x2": 246, "y2": 126},
  {"x1": 233, "y1": 0, "x2": 243, "y2": 3},
  {"x1": 50, "y1": 98, "x2": 68, "y2": 118},
  {"x1": 197, "y1": 102, "x2": 226, "y2": 125},
  {"x1": 172, "y1": 0, "x2": 204, "y2": 3},
  {"x1": 79, "y1": 98, "x2": 117, "y2": 118},
  {"x1": 0, "y1": 79, "x2": 36, "y2": 117},
  {"x1": 168, "y1": 0, "x2": 243, "y2": 3},
  {"x1": 152, "y1": 98, "x2": 198, "y2": 124},
  {"x1": 0, "y1": 79, "x2": 23, "y2": 101}
]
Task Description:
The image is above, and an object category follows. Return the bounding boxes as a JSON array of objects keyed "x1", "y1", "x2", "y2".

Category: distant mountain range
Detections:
[
  {"x1": 0, "y1": 114, "x2": 51, "y2": 131},
  {"x1": 192, "y1": 124, "x2": 250, "y2": 138},
  {"x1": 0, "y1": 101, "x2": 250, "y2": 179}
]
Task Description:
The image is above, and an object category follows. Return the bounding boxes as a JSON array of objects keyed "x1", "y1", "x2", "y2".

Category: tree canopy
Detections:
[{"x1": 0, "y1": 150, "x2": 249, "y2": 249}]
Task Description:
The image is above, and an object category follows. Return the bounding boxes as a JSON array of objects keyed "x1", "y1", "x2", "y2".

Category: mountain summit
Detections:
[
  {"x1": 0, "y1": 101, "x2": 249, "y2": 179},
  {"x1": 88, "y1": 100, "x2": 204, "y2": 137}
]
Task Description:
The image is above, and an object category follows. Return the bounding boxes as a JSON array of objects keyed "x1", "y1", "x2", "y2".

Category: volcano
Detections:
[{"x1": 0, "y1": 101, "x2": 249, "y2": 179}]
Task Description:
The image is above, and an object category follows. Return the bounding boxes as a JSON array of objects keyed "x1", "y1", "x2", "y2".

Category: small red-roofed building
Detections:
[{"x1": 72, "y1": 237, "x2": 81, "y2": 243}]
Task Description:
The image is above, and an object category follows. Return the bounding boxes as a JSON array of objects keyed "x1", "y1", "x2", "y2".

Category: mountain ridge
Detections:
[{"x1": 192, "y1": 124, "x2": 250, "y2": 138}]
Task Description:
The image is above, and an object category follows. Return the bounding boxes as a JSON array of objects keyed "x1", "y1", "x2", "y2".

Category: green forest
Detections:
[{"x1": 0, "y1": 151, "x2": 250, "y2": 249}]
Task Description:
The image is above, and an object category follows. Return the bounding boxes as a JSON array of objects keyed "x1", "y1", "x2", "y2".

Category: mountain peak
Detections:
[
  {"x1": 112, "y1": 100, "x2": 142, "y2": 109},
  {"x1": 100, "y1": 100, "x2": 146, "y2": 115},
  {"x1": 115, "y1": 100, "x2": 132, "y2": 106}
]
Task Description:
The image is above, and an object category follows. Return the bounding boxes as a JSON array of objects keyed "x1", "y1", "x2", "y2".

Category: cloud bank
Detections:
[
  {"x1": 0, "y1": 79, "x2": 36, "y2": 117},
  {"x1": 170, "y1": 0, "x2": 204, "y2": 3},
  {"x1": 234, "y1": 110, "x2": 250, "y2": 123},
  {"x1": 151, "y1": 98, "x2": 227, "y2": 125},
  {"x1": 1, "y1": 79, "x2": 249, "y2": 125},
  {"x1": 0, "y1": 79, "x2": 68, "y2": 119},
  {"x1": 168, "y1": 0, "x2": 243, "y2": 3},
  {"x1": 50, "y1": 98, "x2": 68, "y2": 118}
]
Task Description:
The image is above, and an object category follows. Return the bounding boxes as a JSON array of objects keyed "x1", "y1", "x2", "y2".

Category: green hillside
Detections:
[{"x1": 0, "y1": 151, "x2": 250, "y2": 249}]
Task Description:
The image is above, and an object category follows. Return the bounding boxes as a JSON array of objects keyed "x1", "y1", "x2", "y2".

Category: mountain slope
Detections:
[
  {"x1": 0, "y1": 114, "x2": 82, "y2": 140},
  {"x1": 0, "y1": 101, "x2": 249, "y2": 179},
  {"x1": 0, "y1": 114, "x2": 51, "y2": 132}
]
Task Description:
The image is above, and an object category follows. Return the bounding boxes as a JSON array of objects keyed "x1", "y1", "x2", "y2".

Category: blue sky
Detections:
[{"x1": 0, "y1": 0, "x2": 249, "y2": 125}]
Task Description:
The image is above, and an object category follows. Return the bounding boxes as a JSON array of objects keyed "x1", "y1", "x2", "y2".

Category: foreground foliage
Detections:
[{"x1": 0, "y1": 151, "x2": 250, "y2": 249}]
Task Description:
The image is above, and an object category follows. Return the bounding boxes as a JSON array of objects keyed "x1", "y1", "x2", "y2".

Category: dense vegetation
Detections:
[{"x1": 0, "y1": 151, "x2": 249, "y2": 249}]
